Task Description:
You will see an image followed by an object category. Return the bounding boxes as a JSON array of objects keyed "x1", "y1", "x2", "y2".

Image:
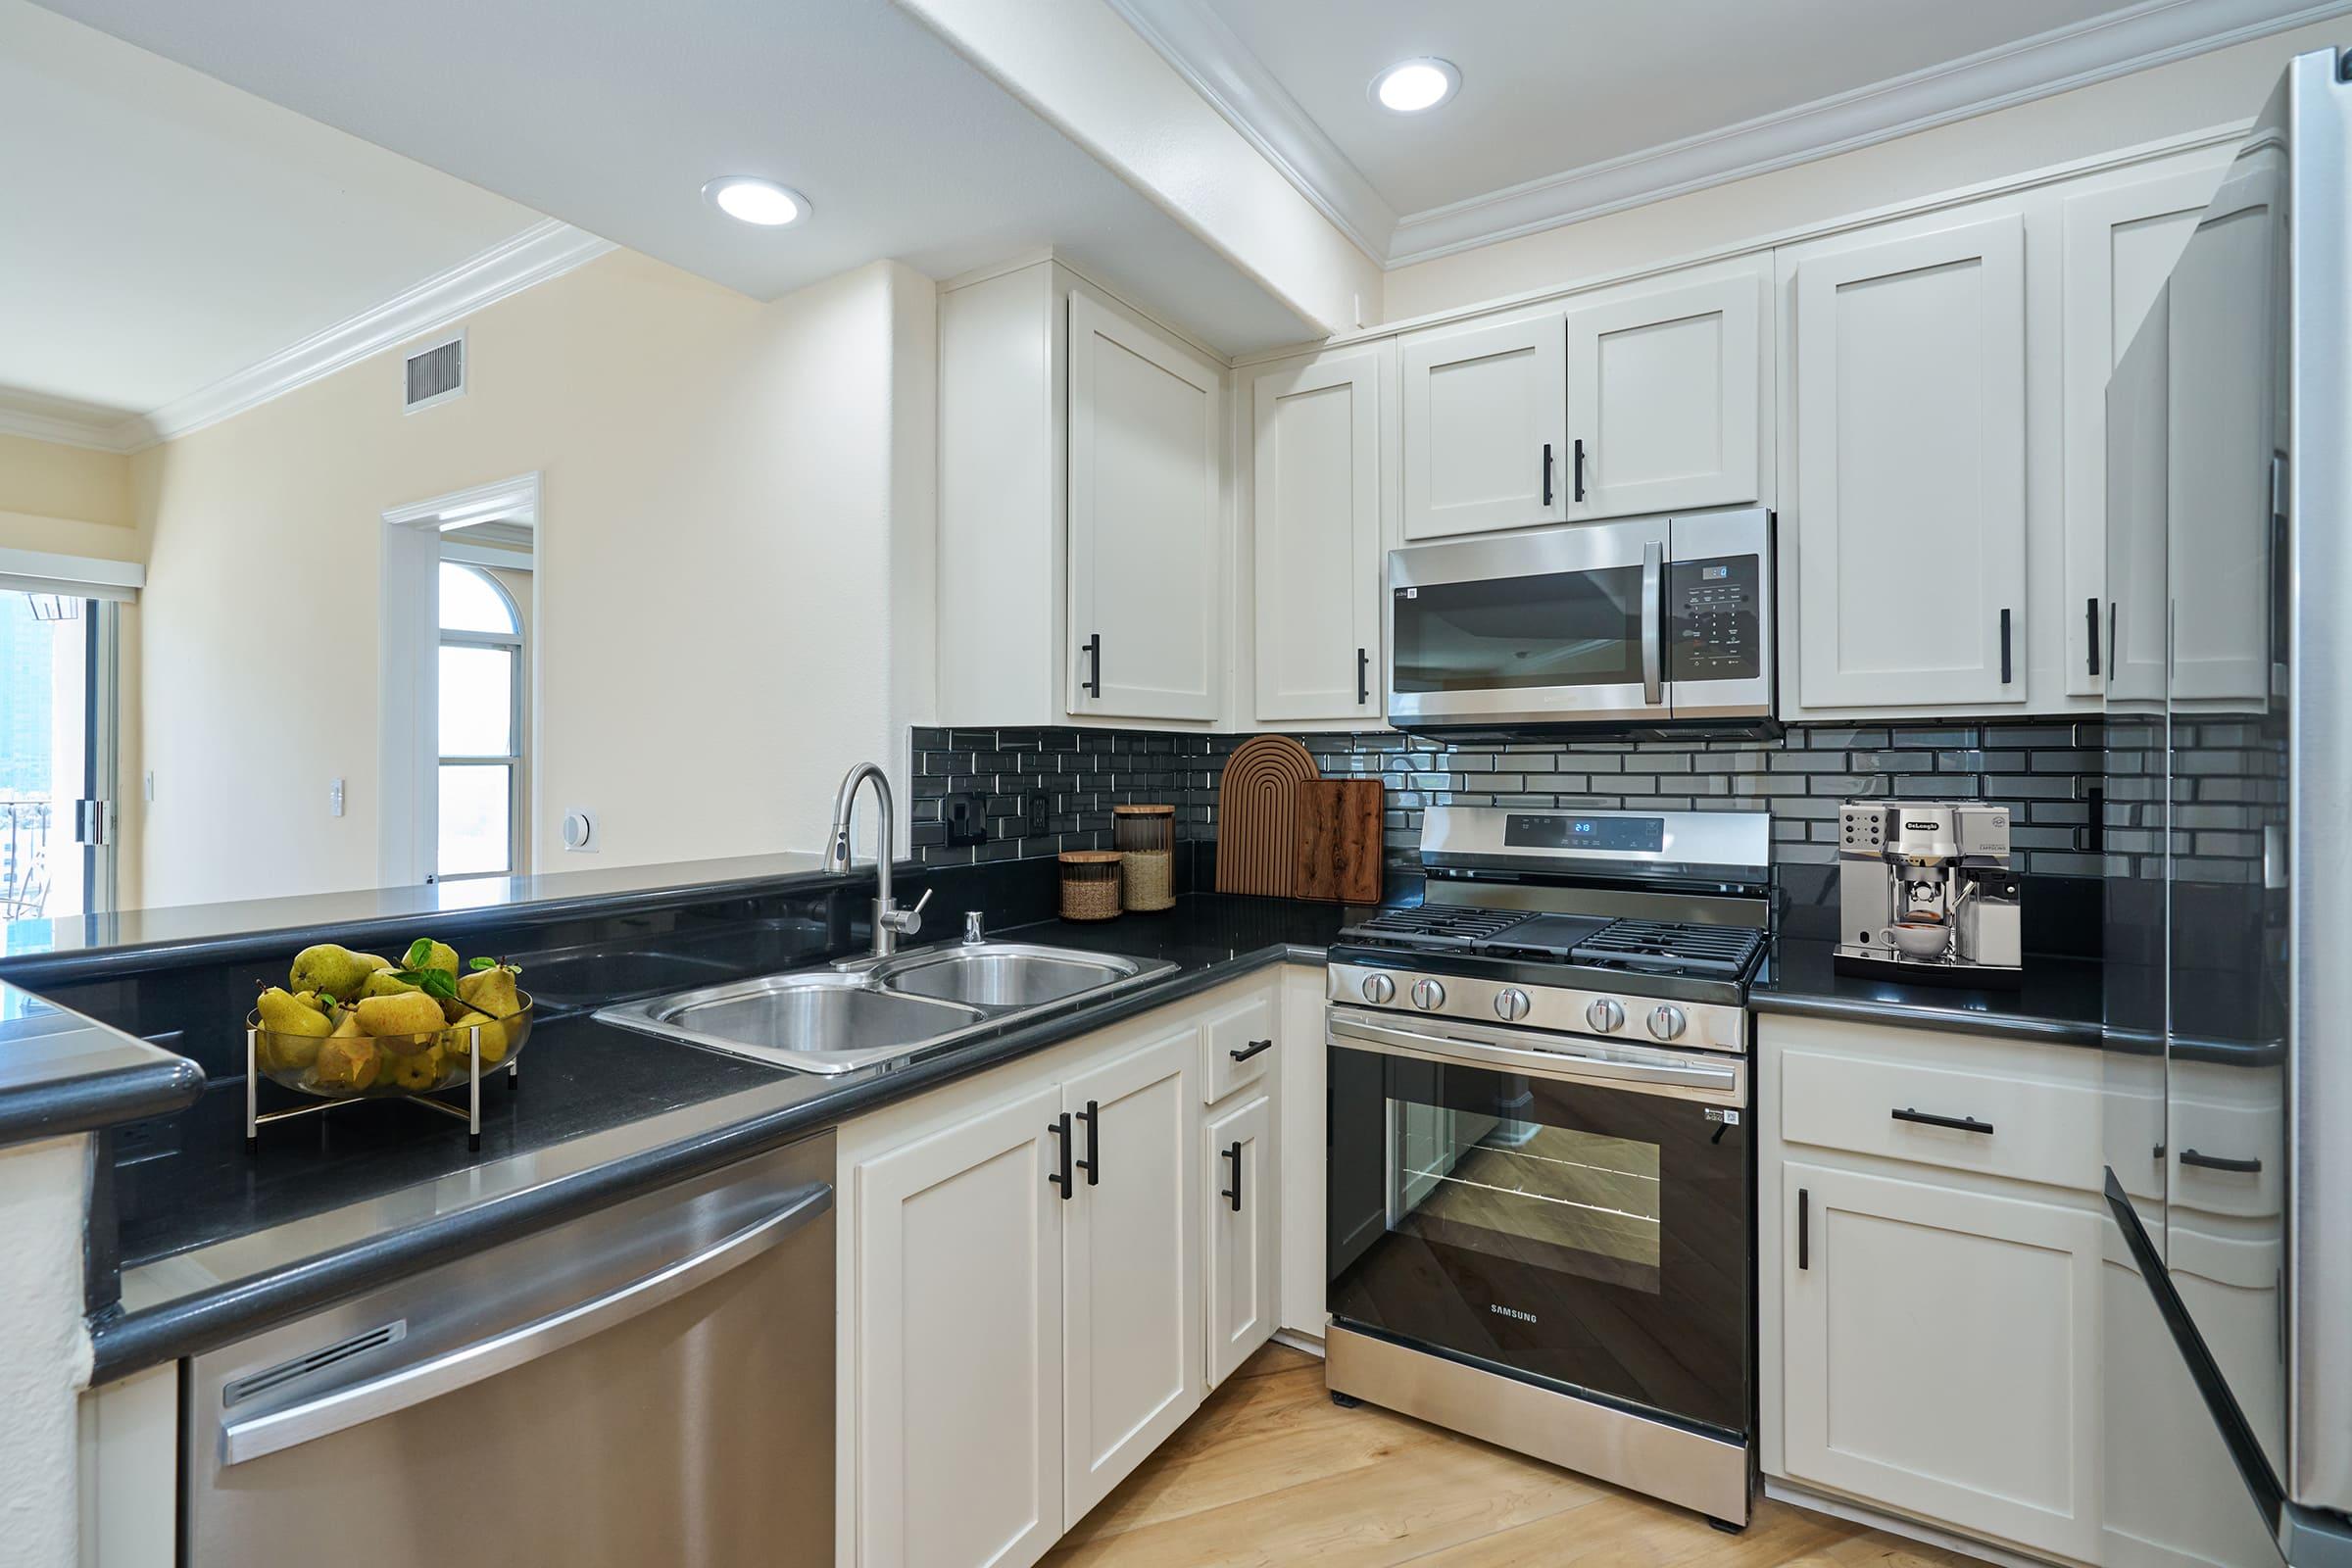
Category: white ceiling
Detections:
[
  {"x1": 28, "y1": 0, "x2": 1322, "y2": 364},
  {"x1": 0, "y1": 0, "x2": 543, "y2": 429},
  {"x1": 1111, "y1": 0, "x2": 2352, "y2": 264}
]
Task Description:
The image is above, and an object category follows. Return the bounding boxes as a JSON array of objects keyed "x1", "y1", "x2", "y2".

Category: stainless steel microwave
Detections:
[{"x1": 1385, "y1": 509, "x2": 1775, "y2": 734}]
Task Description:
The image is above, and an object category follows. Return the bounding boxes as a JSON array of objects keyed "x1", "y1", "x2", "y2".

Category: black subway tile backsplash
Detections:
[{"x1": 908, "y1": 720, "x2": 2117, "y2": 876}]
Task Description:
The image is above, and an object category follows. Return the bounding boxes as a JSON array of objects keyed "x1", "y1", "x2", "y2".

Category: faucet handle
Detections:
[{"x1": 881, "y1": 886, "x2": 934, "y2": 937}]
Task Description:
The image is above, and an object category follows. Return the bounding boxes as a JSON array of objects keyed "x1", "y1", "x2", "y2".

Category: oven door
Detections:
[
  {"x1": 1326, "y1": 1008, "x2": 1750, "y2": 1437},
  {"x1": 1388, "y1": 519, "x2": 1669, "y2": 728}
]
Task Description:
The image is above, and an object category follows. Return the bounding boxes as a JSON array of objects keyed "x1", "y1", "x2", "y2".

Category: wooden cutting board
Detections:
[
  {"x1": 1293, "y1": 779, "x2": 1384, "y2": 905},
  {"x1": 1214, "y1": 735, "x2": 1319, "y2": 897}
]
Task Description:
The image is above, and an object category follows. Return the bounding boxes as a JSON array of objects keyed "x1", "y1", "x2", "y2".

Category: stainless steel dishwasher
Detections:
[{"x1": 183, "y1": 1131, "x2": 835, "y2": 1567}]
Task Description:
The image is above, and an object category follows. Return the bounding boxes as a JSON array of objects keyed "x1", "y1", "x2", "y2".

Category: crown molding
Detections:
[
  {"x1": 0, "y1": 391, "x2": 144, "y2": 454},
  {"x1": 1108, "y1": 0, "x2": 2352, "y2": 270},
  {"x1": 1102, "y1": 0, "x2": 1396, "y2": 263},
  {"x1": 0, "y1": 220, "x2": 614, "y2": 458},
  {"x1": 137, "y1": 220, "x2": 613, "y2": 448}
]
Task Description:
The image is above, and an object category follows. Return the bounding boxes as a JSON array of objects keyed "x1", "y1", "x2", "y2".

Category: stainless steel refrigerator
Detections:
[{"x1": 2100, "y1": 42, "x2": 2352, "y2": 1568}]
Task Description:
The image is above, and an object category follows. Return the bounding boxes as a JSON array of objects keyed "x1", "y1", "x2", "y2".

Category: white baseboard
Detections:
[{"x1": 1270, "y1": 1328, "x2": 1326, "y2": 1358}]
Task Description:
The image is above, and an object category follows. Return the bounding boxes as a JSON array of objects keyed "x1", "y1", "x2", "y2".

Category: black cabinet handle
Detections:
[
  {"x1": 1356, "y1": 647, "x2": 1370, "y2": 706},
  {"x1": 1081, "y1": 634, "x2": 1102, "y2": 699},
  {"x1": 2180, "y1": 1148, "x2": 2263, "y2": 1174},
  {"x1": 2107, "y1": 602, "x2": 2119, "y2": 683},
  {"x1": 1229, "y1": 1037, "x2": 1274, "y2": 1063},
  {"x1": 1797, "y1": 1187, "x2": 1810, "y2": 1271},
  {"x1": 1047, "y1": 1112, "x2": 1073, "y2": 1199},
  {"x1": 1221, "y1": 1140, "x2": 1244, "y2": 1212},
  {"x1": 1542, "y1": 443, "x2": 1554, "y2": 507},
  {"x1": 1999, "y1": 609, "x2": 2014, "y2": 684},
  {"x1": 2086, "y1": 597, "x2": 2101, "y2": 677},
  {"x1": 1572, "y1": 438, "x2": 1587, "y2": 503},
  {"x1": 1075, "y1": 1099, "x2": 1100, "y2": 1186},
  {"x1": 1892, "y1": 1105, "x2": 1995, "y2": 1135}
]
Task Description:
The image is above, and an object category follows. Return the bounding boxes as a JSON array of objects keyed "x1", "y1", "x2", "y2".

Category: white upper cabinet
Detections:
[
  {"x1": 1788, "y1": 211, "x2": 2031, "y2": 711},
  {"x1": 1068, "y1": 289, "x2": 1224, "y2": 723},
  {"x1": 1250, "y1": 347, "x2": 1386, "y2": 725},
  {"x1": 2061, "y1": 155, "x2": 2229, "y2": 697},
  {"x1": 1399, "y1": 308, "x2": 1568, "y2": 539},
  {"x1": 1564, "y1": 260, "x2": 1768, "y2": 521}
]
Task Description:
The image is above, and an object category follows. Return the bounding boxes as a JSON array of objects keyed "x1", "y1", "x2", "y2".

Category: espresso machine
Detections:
[{"x1": 1836, "y1": 801, "x2": 2022, "y2": 985}]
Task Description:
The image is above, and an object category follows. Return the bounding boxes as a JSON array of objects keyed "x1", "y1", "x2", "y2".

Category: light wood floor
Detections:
[{"x1": 1044, "y1": 1342, "x2": 1985, "y2": 1568}]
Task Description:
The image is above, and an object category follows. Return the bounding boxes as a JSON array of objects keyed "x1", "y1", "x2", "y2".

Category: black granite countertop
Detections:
[
  {"x1": 91, "y1": 893, "x2": 1354, "y2": 1381},
  {"x1": 0, "y1": 983, "x2": 205, "y2": 1152},
  {"x1": 1751, "y1": 936, "x2": 2103, "y2": 1046}
]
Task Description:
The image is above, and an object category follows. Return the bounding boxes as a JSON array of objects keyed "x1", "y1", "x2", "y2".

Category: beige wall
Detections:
[
  {"x1": 127, "y1": 250, "x2": 938, "y2": 908},
  {"x1": 1381, "y1": 19, "x2": 2347, "y2": 322}
]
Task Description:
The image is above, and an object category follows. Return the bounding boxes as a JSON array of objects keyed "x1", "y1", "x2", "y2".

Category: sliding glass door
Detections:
[{"x1": 0, "y1": 591, "x2": 116, "y2": 920}]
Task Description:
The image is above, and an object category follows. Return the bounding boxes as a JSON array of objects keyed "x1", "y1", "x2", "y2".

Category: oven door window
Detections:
[
  {"x1": 1391, "y1": 567, "x2": 1644, "y2": 694},
  {"x1": 1327, "y1": 1043, "x2": 1749, "y2": 1435}
]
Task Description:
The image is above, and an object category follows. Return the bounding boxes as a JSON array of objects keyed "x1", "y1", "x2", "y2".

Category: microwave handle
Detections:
[{"x1": 1641, "y1": 539, "x2": 1664, "y2": 706}]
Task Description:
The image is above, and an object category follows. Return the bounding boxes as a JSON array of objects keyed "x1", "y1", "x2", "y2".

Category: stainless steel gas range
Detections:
[{"x1": 1323, "y1": 805, "x2": 1769, "y2": 1528}]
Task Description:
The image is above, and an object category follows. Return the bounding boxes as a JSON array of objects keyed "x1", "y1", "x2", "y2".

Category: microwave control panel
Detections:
[{"x1": 1669, "y1": 555, "x2": 1762, "y2": 681}]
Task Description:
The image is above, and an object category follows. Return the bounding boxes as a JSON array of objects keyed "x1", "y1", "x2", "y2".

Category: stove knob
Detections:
[
  {"x1": 1586, "y1": 998, "x2": 1625, "y2": 1034},
  {"x1": 1410, "y1": 978, "x2": 1446, "y2": 1011},
  {"x1": 1494, "y1": 988, "x2": 1531, "y2": 1023},
  {"x1": 1360, "y1": 972, "x2": 1396, "y2": 1004},
  {"x1": 1648, "y1": 1004, "x2": 1688, "y2": 1042}
]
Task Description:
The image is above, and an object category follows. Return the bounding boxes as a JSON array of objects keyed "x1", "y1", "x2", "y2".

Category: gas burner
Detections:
[
  {"x1": 1570, "y1": 919, "x2": 1764, "y2": 978},
  {"x1": 1340, "y1": 906, "x2": 1531, "y2": 950}
]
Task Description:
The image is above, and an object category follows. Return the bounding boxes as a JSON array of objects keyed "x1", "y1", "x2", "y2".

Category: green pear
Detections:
[
  {"x1": 313, "y1": 1035, "x2": 381, "y2": 1092},
  {"x1": 457, "y1": 965, "x2": 520, "y2": 1018},
  {"x1": 408, "y1": 940, "x2": 460, "y2": 978},
  {"x1": 444, "y1": 1009, "x2": 509, "y2": 1064},
  {"x1": 356, "y1": 993, "x2": 448, "y2": 1040},
  {"x1": 289, "y1": 945, "x2": 380, "y2": 1003},
  {"x1": 256, "y1": 987, "x2": 332, "y2": 1039},
  {"x1": 360, "y1": 968, "x2": 420, "y2": 1000}
]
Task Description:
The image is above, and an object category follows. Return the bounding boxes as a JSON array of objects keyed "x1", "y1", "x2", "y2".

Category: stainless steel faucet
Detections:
[{"x1": 824, "y1": 762, "x2": 931, "y2": 958}]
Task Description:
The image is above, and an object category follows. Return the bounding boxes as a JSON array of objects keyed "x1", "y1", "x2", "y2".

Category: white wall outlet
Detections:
[
  {"x1": 328, "y1": 778, "x2": 345, "y2": 817},
  {"x1": 562, "y1": 809, "x2": 599, "y2": 853}
]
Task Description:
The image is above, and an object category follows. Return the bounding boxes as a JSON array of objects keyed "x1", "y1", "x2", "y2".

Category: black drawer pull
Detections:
[
  {"x1": 1797, "y1": 1187, "x2": 1810, "y2": 1271},
  {"x1": 1221, "y1": 1140, "x2": 1244, "y2": 1212},
  {"x1": 1074, "y1": 1099, "x2": 1100, "y2": 1186},
  {"x1": 1542, "y1": 442, "x2": 1555, "y2": 508},
  {"x1": 2086, "y1": 597, "x2": 2101, "y2": 676},
  {"x1": 1047, "y1": 1112, "x2": 1073, "y2": 1199},
  {"x1": 1572, "y1": 438, "x2": 1587, "y2": 503},
  {"x1": 1999, "y1": 609, "x2": 2014, "y2": 684},
  {"x1": 1229, "y1": 1038, "x2": 1274, "y2": 1063},
  {"x1": 1356, "y1": 646, "x2": 1370, "y2": 706},
  {"x1": 1081, "y1": 634, "x2": 1102, "y2": 699},
  {"x1": 2180, "y1": 1148, "x2": 2263, "y2": 1174},
  {"x1": 1892, "y1": 1106, "x2": 1994, "y2": 1135}
]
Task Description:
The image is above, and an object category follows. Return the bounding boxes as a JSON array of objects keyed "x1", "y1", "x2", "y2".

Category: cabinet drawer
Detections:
[
  {"x1": 1202, "y1": 990, "x2": 1277, "y2": 1102},
  {"x1": 1780, "y1": 1047, "x2": 2100, "y2": 1191}
]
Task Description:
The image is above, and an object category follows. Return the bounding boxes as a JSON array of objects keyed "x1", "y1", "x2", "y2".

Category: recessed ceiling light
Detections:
[
  {"x1": 1371, "y1": 58, "x2": 1459, "y2": 114},
  {"x1": 702, "y1": 176, "x2": 809, "y2": 226}
]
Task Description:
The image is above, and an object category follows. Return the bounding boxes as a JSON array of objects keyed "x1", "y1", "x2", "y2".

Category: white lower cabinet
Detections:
[
  {"x1": 842, "y1": 972, "x2": 1286, "y2": 1568},
  {"x1": 854, "y1": 1085, "x2": 1068, "y2": 1568},
  {"x1": 1780, "y1": 1160, "x2": 2103, "y2": 1562},
  {"x1": 1061, "y1": 1028, "x2": 1204, "y2": 1523},
  {"x1": 1203, "y1": 1094, "x2": 1276, "y2": 1387}
]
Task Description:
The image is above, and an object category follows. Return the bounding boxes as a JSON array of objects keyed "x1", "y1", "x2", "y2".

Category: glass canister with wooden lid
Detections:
[
  {"x1": 1112, "y1": 804, "x2": 1176, "y2": 911},
  {"x1": 1059, "y1": 851, "x2": 1124, "y2": 921}
]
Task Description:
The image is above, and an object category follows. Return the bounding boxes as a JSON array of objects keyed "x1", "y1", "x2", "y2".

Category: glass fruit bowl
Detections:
[{"x1": 246, "y1": 994, "x2": 535, "y2": 1100}]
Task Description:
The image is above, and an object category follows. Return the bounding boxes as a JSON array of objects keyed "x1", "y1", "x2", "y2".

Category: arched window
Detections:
[{"x1": 436, "y1": 563, "x2": 524, "y2": 878}]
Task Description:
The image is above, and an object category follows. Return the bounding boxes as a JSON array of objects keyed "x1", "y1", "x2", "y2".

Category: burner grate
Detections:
[
  {"x1": 1570, "y1": 919, "x2": 1763, "y2": 977},
  {"x1": 1340, "y1": 906, "x2": 1529, "y2": 949}
]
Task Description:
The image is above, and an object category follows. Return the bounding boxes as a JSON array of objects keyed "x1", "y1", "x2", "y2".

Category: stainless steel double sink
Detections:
[{"x1": 594, "y1": 941, "x2": 1177, "y2": 1074}]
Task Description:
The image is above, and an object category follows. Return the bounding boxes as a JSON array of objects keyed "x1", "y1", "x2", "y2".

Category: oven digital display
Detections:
[{"x1": 1503, "y1": 813, "x2": 1664, "y2": 853}]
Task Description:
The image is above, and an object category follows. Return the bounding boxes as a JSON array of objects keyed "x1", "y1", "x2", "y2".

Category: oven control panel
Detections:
[
  {"x1": 1669, "y1": 555, "x2": 1762, "y2": 682},
  {"x1": 1326, "y1": 962, "x2": 1749, "y2": 1055}
]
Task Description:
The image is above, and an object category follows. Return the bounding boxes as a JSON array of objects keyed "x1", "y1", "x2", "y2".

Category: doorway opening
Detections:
[
  {"x1": 379, "y1": 475, "x2": 540, "y2": 886},
  {"x1": 0, "y1": 549, "x2": 136, "y2": 922}
]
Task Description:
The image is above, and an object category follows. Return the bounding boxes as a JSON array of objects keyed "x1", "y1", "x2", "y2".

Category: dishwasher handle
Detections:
[{"x1": 220, "y1": 1179, "x2": 833, "y2": 1467}]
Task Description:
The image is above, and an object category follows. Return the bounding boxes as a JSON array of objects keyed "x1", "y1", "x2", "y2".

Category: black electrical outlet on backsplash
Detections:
[{"x1": 908, "y1": 720, "x2": 2112, "y2": 877}]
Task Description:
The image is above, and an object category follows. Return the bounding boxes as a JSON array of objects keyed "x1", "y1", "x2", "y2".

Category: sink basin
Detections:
[
  {"x1": 597, "y1": 939, "x2": 1179, "y2": 1077},
  {"x1": 872, "y1": 944, "x2": 1149, "y2": 1009},
  {"x1": 597, "y1": 971, "x2": 986, "y2": 1074}
]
